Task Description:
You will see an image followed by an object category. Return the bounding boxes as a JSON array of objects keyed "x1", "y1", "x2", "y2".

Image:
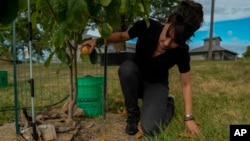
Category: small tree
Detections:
[
  {"x1": 34, "y1": 0, "x2": 152, "y2": 119},
  {"x1": 243, "y1": 45, "x2": 250, "y2": 59}
]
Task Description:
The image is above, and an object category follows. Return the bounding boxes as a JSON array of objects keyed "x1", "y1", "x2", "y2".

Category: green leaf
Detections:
[
  {"x1": 19, "y1": 0, "x2": 27, "y2": 11},
  {"x1": 0, "y1": 0, "x2": 19, "y2": 25},
  {"x1": 144, "y1": 17, "x2": 150, "y2": 28},
  {"x1": 137, "y1": 2, "x2": 145, "y2": 13},
  {"x1": 89, "y1": 49, "x2": 98, "y2": 64},
  {"x1": 142, "y1": 0, "x2": 151, "y2": 16},
  {"x1": 105, "y1": 0, "x2": 121, "y2": 29},
  {"x1": 85, "y1": 0, "x2": 102, "y2": 17},
  {"x1": 36, "y1": 0, "x2": 48, "y2": 11},
  {"x1": 52, "y1": 26, "x2": 65, "y2": 47},
  {"x1": 31, "y1": 11, "x2": 39, "y2": 29},
  {"x1": 44, "y1": 50, "x2": 55, "y2": 67},
  {"x1": 98, "y1": 0, "x2": 112, "y2": 6},
  {"x1": 55, "y1": 0, "x2": 67, "y2": 23},
  {"x1": 80, "y1": 53, "x2": 88, "y2": 62},
  {"x1": 119, "y1": 0, "x2": 126, "y2": 14},
  {"x1": 96, "y1": 38, "x2": 105, "y2": 48},
  {"x1": 66, "y1": 0, "x2": 88, "y2": 30},
  {"x1": 98, "y1": 22, "x2": 113, "y2": 39},
  {"x1": 55, "y1": 47, "x2": 71, "y2": 65}
]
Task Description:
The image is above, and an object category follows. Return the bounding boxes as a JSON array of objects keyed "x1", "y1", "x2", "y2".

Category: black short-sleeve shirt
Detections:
[{"x1": 128, "y1": 18, "x2": 190, "y2": 84}]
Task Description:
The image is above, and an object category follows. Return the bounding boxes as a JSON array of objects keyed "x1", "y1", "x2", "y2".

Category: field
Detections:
[{"x1": 0, "y1": 60, "x2": 250, "y2": 141}]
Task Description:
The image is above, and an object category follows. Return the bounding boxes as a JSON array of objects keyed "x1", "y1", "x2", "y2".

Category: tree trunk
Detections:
[
  {"x1": 67, "y1": 36, "x2": 78, "y2": 120},
  {"x1": 68, "y1": 60, "x2": 73, "y2": 119},
  {"x1": 73, "y1": 33, "x2": 78, "y2": 105}
]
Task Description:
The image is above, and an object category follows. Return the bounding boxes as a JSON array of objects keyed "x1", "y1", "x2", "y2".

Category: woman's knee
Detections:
[
  {"x1": 118, "y1": 60, "x2": 138, "y2": 77},
  {"x1": 141, "y1": 120, "x2": 161, "y2": 136}
]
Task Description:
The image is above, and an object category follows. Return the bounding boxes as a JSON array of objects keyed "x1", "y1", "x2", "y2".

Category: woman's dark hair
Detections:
[{"x1": 166, "y1": 0, "x2": 204, "y2": 47}]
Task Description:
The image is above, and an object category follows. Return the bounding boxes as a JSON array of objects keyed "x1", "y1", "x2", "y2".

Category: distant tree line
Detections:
[{"x1": 243, "y1": 45, "x2": 250, "y2": 59}]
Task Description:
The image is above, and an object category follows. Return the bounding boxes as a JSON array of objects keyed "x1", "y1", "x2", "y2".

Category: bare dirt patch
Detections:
[
  {"x1": 0, "y1": 113, "x2": 142, "y2": 141},
  {"x1": 0, "y1": 123, "x2": 19, "y2": 141}
]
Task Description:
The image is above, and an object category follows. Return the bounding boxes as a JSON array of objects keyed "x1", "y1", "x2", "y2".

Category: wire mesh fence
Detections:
[{"x1": 0, "y1": 54, "x2": 105, "y2": 122}]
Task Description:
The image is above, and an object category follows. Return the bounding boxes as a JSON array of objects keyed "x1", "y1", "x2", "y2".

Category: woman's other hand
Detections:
[{"x1": 185, "y1": 120, "x2": 203, "y2": 137}]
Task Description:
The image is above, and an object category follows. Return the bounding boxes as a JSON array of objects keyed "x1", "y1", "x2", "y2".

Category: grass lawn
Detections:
[
  {"x1": 0, "y1": 60, "x2": 250, "y2": 141},
  {"x1": 146, "y1": 60, "x2": 250, "y2": 141}
]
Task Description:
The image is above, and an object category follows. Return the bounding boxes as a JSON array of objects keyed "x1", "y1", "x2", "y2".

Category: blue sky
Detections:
[
  {"x1": 190, "y1": 17, "x2": 250, "y2": 56},
  {"x1": 87, "y1": 0, "x2": 250, "y2": 56},
  {"x1": 190, "y1": 0, "x2": 250, "y2": 56}
]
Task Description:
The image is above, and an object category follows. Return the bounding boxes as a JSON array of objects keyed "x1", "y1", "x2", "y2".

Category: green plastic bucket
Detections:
[
  {"x1": 0, "y1": 71, "x2": 8, "y2": 87},
  {"x1": 77, "y1": 101, "x2": 103, "y2": 117},
  {"x1": 77, "y1": 75, "x2": 104, "y2": 117}
]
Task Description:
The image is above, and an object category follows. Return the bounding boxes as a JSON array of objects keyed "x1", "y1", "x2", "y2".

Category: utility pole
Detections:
[{"x1": 208, "y1": 0, "x2": 215, "y2": 60}]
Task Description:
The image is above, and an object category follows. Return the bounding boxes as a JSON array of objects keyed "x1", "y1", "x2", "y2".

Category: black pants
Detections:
[{"x1": 118, "y1": 60, "x2": 175, "y2": 135}]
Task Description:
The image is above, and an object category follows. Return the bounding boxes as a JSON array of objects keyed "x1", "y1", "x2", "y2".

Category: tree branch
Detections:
[
  {"x1": 66, "y1": 40, "x2": 75, "y2": 50},
  {"x1": 84, "y1": 13, "x2": 104, "y2": 24}
]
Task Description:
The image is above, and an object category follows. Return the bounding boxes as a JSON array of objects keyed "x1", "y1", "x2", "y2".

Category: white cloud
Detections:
[
  {"x1": 222, "y1": 43, "x2": 248, "y2": 56},
  {"x1": 197, "y1": 0, "x2": 250, "y2": 22},
  {"x1": 231, "y1": 37, "x2": 239, "y2": 43}
]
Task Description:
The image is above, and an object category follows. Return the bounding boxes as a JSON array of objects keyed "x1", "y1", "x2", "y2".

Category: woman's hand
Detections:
[
  {"x1": 185, "y1": 120, "x2": 202, "y2": 137},
  {"x1": 79, "y1": 39, "x2": 96, "y2": 54}
]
